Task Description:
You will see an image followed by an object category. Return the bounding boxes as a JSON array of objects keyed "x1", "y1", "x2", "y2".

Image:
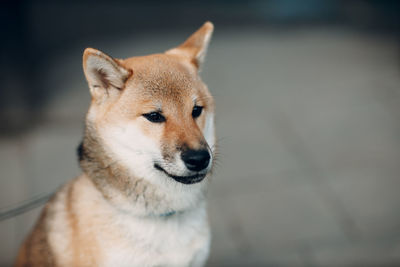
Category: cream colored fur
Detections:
[{"x1": 15, "y1": 22, "x2": 215, "y2": 267}]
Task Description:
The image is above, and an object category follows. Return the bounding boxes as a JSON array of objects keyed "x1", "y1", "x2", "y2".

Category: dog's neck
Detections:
[{"x1": 78, "y1": 125, "x2": 207, "y2": 217}]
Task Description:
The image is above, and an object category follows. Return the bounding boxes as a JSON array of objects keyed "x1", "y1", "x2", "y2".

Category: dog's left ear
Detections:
[{"x1": 166, "y1": 21, "x2": 214, "y2": 71}]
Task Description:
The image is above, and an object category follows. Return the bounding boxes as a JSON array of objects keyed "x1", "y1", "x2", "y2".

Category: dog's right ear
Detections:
[{"x1": 83, "y1": 48, "x2": 131, "y2": 101}]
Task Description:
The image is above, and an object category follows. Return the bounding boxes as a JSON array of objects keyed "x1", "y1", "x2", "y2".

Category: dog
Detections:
[{"x1": 15, "y1": 21, "x2": 215, "y2": 267}]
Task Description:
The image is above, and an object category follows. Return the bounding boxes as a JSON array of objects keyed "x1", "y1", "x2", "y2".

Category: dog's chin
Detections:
[{"x1": 154, "y1": 164, "x2": 207, "y2": 185}]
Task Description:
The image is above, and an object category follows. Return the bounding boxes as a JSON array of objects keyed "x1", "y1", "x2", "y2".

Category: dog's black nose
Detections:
[{"x1": 181, "y1": 149, "x2": 210, "y2": 172}]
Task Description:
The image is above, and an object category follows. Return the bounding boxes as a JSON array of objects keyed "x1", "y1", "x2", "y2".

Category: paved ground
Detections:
[{"x1": 1, "y1": 26, "x2": 400, "y2": 266}]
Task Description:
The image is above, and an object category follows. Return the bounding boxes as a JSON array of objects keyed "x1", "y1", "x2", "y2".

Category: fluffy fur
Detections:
[{"x1": 15, "y1": 22, "x2": 215, "y2": 267}]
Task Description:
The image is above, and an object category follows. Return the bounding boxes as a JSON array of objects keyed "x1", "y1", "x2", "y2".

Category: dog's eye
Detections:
[
  {"x1": 192, "y1": 106, "x2": 203, "y2": 118},
  {"x1": 143, "y1": 112, "x2": 166, "y2": 123}
]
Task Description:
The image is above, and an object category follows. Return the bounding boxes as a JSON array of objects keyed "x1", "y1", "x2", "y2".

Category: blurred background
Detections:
[{"x1": 1, "y1": 0, "x2": 399, "y2": 266}]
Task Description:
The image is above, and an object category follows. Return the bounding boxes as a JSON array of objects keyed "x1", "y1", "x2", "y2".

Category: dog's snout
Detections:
[{"x1": 181, "y1": 149, "x2": 210, "y2": 172}]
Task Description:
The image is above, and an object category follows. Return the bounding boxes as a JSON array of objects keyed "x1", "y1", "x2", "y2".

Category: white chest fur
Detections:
[
  {"x1": 48, "y1": 176, "x2": 211, "y2": 267},
  {"x1": 100, "y1": 207, "x2": 211, "y2": 267}
]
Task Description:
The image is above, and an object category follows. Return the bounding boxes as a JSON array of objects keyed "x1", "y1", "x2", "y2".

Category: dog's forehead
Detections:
[{"x1": 124, "y1": 54, "x2": 198, "y2": 99}]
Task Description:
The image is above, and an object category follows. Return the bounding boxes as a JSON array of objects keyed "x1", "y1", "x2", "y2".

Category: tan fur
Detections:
[
  {"x1": 15, "y1": 201, "x2": 56, "y2": 267},
  {"x1": 15, "y1": 22, "x2": 215, "y2": 267}
]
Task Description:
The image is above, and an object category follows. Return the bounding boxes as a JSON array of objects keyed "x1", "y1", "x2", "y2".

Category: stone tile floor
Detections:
[{"x1": 1, "y1": 27, "x2": 399, "y2": 266}]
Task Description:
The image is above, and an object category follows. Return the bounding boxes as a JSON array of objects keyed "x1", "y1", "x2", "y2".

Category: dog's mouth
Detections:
[{"x1": 154, "y1": 164, "x2": 206, "y2": 184}]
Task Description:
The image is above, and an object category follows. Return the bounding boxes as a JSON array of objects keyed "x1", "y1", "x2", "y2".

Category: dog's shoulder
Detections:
[
  {"x1": 15, "y1": 175, "x2": 101, "y2": 266},
  {"x1": 15, "y1": 201, "x2": 56, "y2": 267}
]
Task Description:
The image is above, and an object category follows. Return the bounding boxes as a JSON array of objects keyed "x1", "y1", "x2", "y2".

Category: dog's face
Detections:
[{"x1": 83, "y1": 22, "x2": 215, "y2": 188}]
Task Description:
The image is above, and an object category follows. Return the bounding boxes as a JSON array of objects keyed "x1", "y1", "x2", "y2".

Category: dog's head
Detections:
[{"x1": 82, "y1": 22, "x2": 215, "y2": 189}]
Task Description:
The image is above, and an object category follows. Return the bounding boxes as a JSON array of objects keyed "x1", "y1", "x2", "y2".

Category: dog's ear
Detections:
[
  {"x1": 166, "y1": 21, "x2": 214, "y2": 71},
  {"x1": 83, "y1": 48, "x2": 131, "y2": 101}
]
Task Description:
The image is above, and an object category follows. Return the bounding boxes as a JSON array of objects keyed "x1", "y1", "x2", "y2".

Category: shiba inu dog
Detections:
[{"x1": 15, "y1": 22, "x2": 215, "y2": 267}]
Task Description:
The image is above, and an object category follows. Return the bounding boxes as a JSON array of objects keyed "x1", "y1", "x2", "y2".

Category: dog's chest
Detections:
[{"x1": 100, "y1": 211, "x2": 210, "y2": 267}]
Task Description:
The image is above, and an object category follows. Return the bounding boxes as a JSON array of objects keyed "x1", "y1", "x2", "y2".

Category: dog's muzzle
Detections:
[{"x1": 154, "y1": 148, "x2": 211, "y2": 184}]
